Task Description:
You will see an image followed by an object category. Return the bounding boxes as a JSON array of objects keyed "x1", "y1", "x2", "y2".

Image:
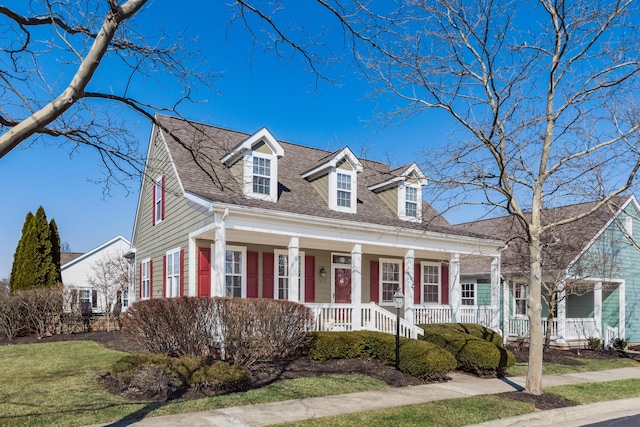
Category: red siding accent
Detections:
[
  {"x1": 161, "y1": 175, "x2": 165, "y2": 220},
  {"x1": 247, "y1": 251, "x2": 259, "y2": 298},
  {"x1": 370, "y1": 261, "x2": 379, "y2": 303},
  {"x1": 163, "y1": 255, "x2": 167, "y2": 298},
  {"x1": 149, "y1": 260, "x2": 153, "y2": 298},
  {"x1": 179, "y1": 249, "x2": 185, "y2": 297},
  {"x1": 305, "y1": 256, "x2": 315, "y2": 302},
  {"x1": 263, "y1": 253, "x2": 274, "y2": 299},
  {"x1": 414, "y1": 263, "x2": 421, "y2": 305},
  {"x1": 139, "y1": 263, "x2": 142, "y2": 299},
  {"x1": 441, "y1": 263, "x2": 449, "y2": 305},
  {"x1": 402, "y1": 263, "x2": 405, "y2": 294}
]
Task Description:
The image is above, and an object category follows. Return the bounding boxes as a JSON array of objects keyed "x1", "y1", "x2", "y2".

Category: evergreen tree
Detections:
[{"x1": 10, "y1": 207, "x2": 61, "y2": 291}]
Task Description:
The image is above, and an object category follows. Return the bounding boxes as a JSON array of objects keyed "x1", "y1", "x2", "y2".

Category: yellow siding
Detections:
[{"x1": 310, "y1": 175, "x2": 330, "y2": 205}]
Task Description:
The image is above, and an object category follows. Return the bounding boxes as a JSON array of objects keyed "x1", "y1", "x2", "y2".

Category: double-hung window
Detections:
[
  {"x1": 380, "y1": 259, "x2": 401, "y2": 304},
  {"x1": 461, "y1": 282, "x2": 475, "y2": 305},
  {"x1": 336, "y1": 172, "x2": 352, "y2": 208},
  {"x1": 514, "y1": 283, "x2": 527, "y2": 315},
  {"x1": 422, "y1": 262, "x2": 440, "y2": 304},
  {"x1": 141, "y1": 260, "x2": 151, "y2": 299},
  {"x1": 252, "y1": 156, "x2": 271, "y2": 195},
  {"x1": 166, "y1": 249, "x2": 180, "y2": 297},
  {"x1": 405, "y1": 186, "x2": 418, "y2": 217},
  {"x1": 225, "y1": 247, "x2": 245, "y2": 298},
  {"x1": 275, "y1": 250, "x2": 305, "y2": 300},
  {"x1": 154, "y1": 177, "x2": 163, "y2": 224}
]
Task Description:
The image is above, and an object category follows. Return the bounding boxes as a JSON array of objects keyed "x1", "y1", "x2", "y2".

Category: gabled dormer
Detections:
[
  {"x1": 221, "y1": 127, "x2": 284, "y2": 202},
  {"x1": 301, "y1": 147, "x2": 364, "y2": 214},
  {"x1": 368, "y1": 163, "x2": 427, "y2": 222}
]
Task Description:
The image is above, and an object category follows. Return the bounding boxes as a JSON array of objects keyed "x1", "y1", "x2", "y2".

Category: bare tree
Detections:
[
  {"x1": 232, "y1": 0, "x2": 640, "y2": 394},
  {"x1": 0, "y1": 0, "x2": 212, "y2": 191},
  {"x1": 88, "y1": 254, "x2": 131, "y2": 331}
]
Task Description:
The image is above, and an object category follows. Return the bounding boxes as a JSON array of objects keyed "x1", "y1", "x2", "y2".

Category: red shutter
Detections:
[
  {"x1": 163, "y1": 255, "x2": 167, "y2": 298},
  {"x1": 305, "y1": 256, "x2": 315, "y2": 302},
  {"x1": 370, "y1": 260, "x2": 379, "y2": 303},
  {"x1": 179, "y1": 249, "x2": 185, "y2": 297},
  {"x1": 247, "y1": 251, "x2": 259, "y2": 298},
  {"x1": 149, "y1": 260, "x2": 153, "y2": 298},
  {"x1": 161, "y1": 175, "x2": 166, "y2": 220},
  {"x1": 441, "y1": 263, "x2": 449, "y2": 305},
  {"x1": 414, "y1": 263, "x2": 421, "y2": 304},
  {"x1": 402, "y1": 263, "x2": 405, "y2": 294},
  {"x1": 139, "y1": 263, "x2": 143, "y2": 299},
  {"x1": 263, "y1": 253, "x2": 274, "y2": 298}
]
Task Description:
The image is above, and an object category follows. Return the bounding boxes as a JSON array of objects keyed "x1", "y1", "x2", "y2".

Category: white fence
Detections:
[
  {"x1": 506, "y1": 317, "x2": 598, "y2": 340},
  {"x1": 308, "y1": 303, "x2": 423, "y2": 339},
  {"x1": 414, "y1": 305, "x2": 494, "y2": 327}
]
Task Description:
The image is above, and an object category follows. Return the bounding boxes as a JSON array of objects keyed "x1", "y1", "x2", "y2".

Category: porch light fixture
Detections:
[
  {"x1": 320, "y1": 266, "x2": 326, "y2": 278},
  {"x1": 392, "y1": 288, "x2": 404, "y2": 370}
]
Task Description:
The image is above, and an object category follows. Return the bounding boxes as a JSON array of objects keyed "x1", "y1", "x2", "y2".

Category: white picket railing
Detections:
[
  {"x1": 458, "y1": 306, "x2": 494, "y2": 326},
  {"x1": 414, "y1": 306, "x2": 452, "y2": 324},
  {"x1": 506, "y1": 317, "x2": 597, "y2": 340},
  {"x1": 414, "y1": 305, "x2": 494, "y2": 327},
  {"x1": 604, "y1": 324, "x2": 619, "y2": 349},
  {"x1": 307, "y1": 303, "x2": 423, "y2": 339}
]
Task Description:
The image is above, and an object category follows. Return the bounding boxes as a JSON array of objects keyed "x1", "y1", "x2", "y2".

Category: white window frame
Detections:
[
  {"x1": 141, "y1": 258, "x2": 151, "y2": 300},
  {"x1": 329, "y1": 168, "x2": 357, "y2": 213},
  {"x1": 122, "y1": 290, "x2": 129, "y2": 309},
  {"x1": 399, "y1": 182, "x2": 422, "y2": 222},
  {"x1": 379, "y1": 258, "x2": 402, "y2": 306},
  {"x1": 154, "y1": 176, "x2": 163, "y2": 224},
  {"x1": 243, "y1": 151, "x2": 278, "y2": 202},
  {"x1": 165, "y1": 248, "x2": 181, "y2": 298},
  {"x1": 514, "y1": 282, "x2": 528, "y2": 316},
  {"x1": 274, "y1": 249, "x2": 305, "y2": 301},
  {"x1": 225, "y1": 245, "x2": 247, "y2": 298},
  {"x1": 421, "y1": 261, "x2": 441, "y2": 304},
  {"x1": 461, "y1": 282, "x2": 476, "y2": 306}
]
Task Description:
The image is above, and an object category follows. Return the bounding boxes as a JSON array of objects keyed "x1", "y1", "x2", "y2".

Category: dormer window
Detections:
[
  {"x1": 252, "y1": 155, "x2": 271, "y2": 196},
  {"x1": 405, "y1": 186, "x2": 418, "y2": 217},
  {"x1": 336, "y1": 172, "x2": 352, "y2": 208},
  {"x1": 368, "y1": 163, "x2": 427, "y2": 223},
  {"x1": 221, "y1": 127, "x2": 284, "y2": 203}
]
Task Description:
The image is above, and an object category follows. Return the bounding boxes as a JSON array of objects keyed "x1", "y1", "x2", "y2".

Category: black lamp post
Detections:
[{"x1": 392, "y1": 288, "x2": 404, "y2": 371}]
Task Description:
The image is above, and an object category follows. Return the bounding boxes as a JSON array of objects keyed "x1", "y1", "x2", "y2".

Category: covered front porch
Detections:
[
  {"x1": 503, "y1": 278, "x2": 625, "y2": 345},
  {"x1": 185, "y1": 208, "x2": 504, "y2": 338}
]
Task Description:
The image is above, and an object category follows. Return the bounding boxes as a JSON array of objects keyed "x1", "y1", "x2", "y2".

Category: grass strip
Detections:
[{"x1": 506, "y1": 357, "x2": 638, "y2": 376}]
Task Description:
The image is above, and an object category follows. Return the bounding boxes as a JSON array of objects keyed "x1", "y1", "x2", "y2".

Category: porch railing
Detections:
[
  {"x1": 308, "y1": 303, "x2": 424, "y2": 339},
  {"x1": 506, "y1": 317, "x2": 598, "y2": 340},
  {"x1": 414, "y1": 305, "x2": 493, "y2": 327}
]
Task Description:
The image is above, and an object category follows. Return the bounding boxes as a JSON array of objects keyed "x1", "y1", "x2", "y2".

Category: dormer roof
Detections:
[
  {"x1": 300, "y1": 147, "x2": 363, "y2": 181},
  {"x1": 220, "y1": 127, "x2": 284, "y2": 166},
  {"x1": 368, "y1": 162, "x2": 427, "y2": 193}
]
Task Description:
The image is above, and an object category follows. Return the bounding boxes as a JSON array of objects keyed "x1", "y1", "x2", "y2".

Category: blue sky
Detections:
[{"x1": 0, "y1": 1, "x2": 456, "y2": 279}]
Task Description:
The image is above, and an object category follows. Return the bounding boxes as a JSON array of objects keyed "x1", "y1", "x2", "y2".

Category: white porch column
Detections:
[
  {"x1": 594, "y1": 281, "x2": 603, "y2": 338},
  {"x1": 502, "y1": 280, "x2": 510, "y2": 344},
  {"x1": 490, "y1": 255, "x2": 501, "y2": 332},
  {"x1": 449, "y1": 253, "x2": 461, "y2": 323},
  {"x1": 557, "y1": 281, "x2": 566, "y2": 343},
  {"x1": 404, "y1": 249, "x2": 415, "y2": 324},
  {"x1": 619, "y1": 280, "x2": 626, "y2": 339},
  {"x1": 212, "y1": 212, "x2": 227, "y2": 297},
  {"x1": 288, "y1": 237, "x2": 300, "y2": 302},
  {"x1": 188, "y1": 237, "x2": 196, "y2": 296},
  {"x1": 351, "y1": 244, "x2": 362, "y2": 331}
]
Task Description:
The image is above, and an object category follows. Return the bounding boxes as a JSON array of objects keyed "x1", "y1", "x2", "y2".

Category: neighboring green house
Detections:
[
  {"x1": 127, "y1": 114, "x2": 505, "y2": 338},
  {"x1": 457, "y1": 195, "x2": 640, "y2": 345}
]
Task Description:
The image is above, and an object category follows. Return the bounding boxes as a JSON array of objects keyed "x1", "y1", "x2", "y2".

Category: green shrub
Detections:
[
  {"x1": 308, "y1": 331, "x2": 456, "y2": 380},
  {"x1": 587, "y1": 336, "x2": 603, "y2": 350},
  {"x1": 104, "y1": 353, "x2": 250, "y2": 401},
  {"x1": 419, "y1": 324, "x2": 515, "y2": 376},
  {"x1": 612, "y1": 338, "x2": 628, "y2": 351}
]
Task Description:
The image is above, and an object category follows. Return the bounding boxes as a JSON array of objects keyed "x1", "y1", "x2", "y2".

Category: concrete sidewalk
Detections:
[{"x1": 89, "y1": 367, "x2": 640, "y2": 427}]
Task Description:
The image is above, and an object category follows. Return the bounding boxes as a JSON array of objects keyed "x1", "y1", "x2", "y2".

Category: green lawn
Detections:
[
  {"x1": 506, "y1": 356, "x2": 639, "y2": 376},
  {"x1": 1, "y1": 340, "x2": 639, "y2": 427}
]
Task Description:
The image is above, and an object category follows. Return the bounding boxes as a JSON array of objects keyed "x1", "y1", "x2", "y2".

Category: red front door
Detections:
[
  {"x1": 334, "y1": 267, "x2": 352, "y2": 303},
  {"x1": 197, "y1": 247, "x2": 211, "y2": 296}
]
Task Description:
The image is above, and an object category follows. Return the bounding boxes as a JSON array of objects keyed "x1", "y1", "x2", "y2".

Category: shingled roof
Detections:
[
  {"x1": 455, "y1": 196, "x2": 633, "y2": 275},
  {"x1": 155, "y1": 114, "x2": 490, "y2": 239}
]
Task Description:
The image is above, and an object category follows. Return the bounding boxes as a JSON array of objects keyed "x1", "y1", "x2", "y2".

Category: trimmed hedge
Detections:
[
  {"x1": 418, "y1": 324, "x2": 514, "y2": 376},
  {"x1": 103, "y1": 353, "x2": 250, "y2": 401},
  {"x1": 308, "y1": 331, "x2": 456, "y2": 381}
]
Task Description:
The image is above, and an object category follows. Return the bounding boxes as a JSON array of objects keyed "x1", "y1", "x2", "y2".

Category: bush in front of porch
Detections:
[
  {"x1": 308, "y1": 331, "x2": 457, "y2": 381},
  {"x1": 419, "y1": 324, "x2": 515, "y2": 376}
]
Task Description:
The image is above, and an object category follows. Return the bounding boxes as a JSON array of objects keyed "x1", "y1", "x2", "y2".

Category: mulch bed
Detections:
[{"x1": 1, "y1": 331, "x2": 635, "y2": 410}]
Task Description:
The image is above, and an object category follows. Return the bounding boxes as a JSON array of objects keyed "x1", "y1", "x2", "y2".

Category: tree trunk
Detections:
[{"x1": 526, "y1": 229, "x2": 544, "y2": 394}]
